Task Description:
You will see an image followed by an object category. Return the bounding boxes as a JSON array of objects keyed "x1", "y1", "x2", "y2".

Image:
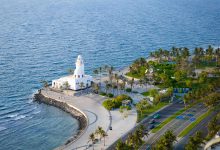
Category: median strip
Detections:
[
  {"x1": 152, "y1": 108, "x2": 186, "y2": 133},
  {"x1": 178, "y1": 110, "x2": 212, "y2": 138}
]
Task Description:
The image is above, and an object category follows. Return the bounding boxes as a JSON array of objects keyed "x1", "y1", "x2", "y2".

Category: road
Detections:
[
  {"x1": 140, "y1": 103, "x2": 208, "y2": 150},
  {"x1": 175, "y1": 110, "x2": 218, "y2": 150},
  {"x1": 107, "y1": 102, "x2": 184, "y2": 150}
]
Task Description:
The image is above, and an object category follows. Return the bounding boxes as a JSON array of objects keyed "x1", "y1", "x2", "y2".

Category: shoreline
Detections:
[{"x1": 34, "y1": 90, "x2": 89, "y2": 149}]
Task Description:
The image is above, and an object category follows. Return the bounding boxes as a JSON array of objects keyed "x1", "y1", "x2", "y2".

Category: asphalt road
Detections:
[
  {"x1": 107, "y1": 102, "x2": 184, "y2": 150},
  {"x1": 140, "y1": 103, "x2": 208, "y2": 150},
  {"x1": 175, "y1": 110, "x2": 219, "y2": 150}
]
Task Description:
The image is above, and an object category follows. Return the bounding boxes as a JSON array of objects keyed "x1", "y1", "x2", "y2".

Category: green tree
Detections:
[
  {"x1": 88, "y1": 133, "x2": 96, "y2": 150},
  {"x1": 100, "y1": 130, "x2": 108, "y2": 146},
  {"x1": 40, "y1": 80, "x2": 49, "y2": 88},
  {"x1": 67, "y1": 68, "x2": 74, "y2": 74},
  {"x1": 154, "y1": 130, "x2": 176, "y2": 150},
  {"x1": 63, "y1": 81, "x2": 70, "y2": 90},
  {"x1": 185, "y1": 131, "x2": 203, "y2": 150},
  {"x1": 95, "y1": 126, "x2": 103, "y2": 141},
  {"x1": 116, "y1": 139, "x2": 132, "y2": 150},
  {"x1": 208, "y1": 117, "x2": 218, "y2": 136},
  {"x1": 80, "y1": 82, "x2": 84, "y2": 90},
  {"x1": 128, "y1": 78, "x2": 134, "y2": 91},
  {"x1": 174, "y1": 70, "x2": 186, "y2": 82},
  {"x1": 198, "y1": 71, "x2": 208, "y2": 83},
  {"x1": 136, "y1": 99, "x2": 150, "y2": 117},
  {"x1": 149, "y1": 89, "x2": 158, "y2": 97}
]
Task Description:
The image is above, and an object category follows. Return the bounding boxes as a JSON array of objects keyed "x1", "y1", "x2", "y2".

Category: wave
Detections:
[
  {"x1": 0, "y1": 109, "x2": 22, "y2": 117},
  {"x1": 13, "y1": 115, "x2": 26, "y2": 121},
  {"x1": 7, "y1": 113, "x2": 19, "y2": 118},
  {"x1": 33, "y1": 110, "x2": 41, "y2": 115},
  {"x1": 0, "y1": 126, "x2": 7, "y2": 132}
]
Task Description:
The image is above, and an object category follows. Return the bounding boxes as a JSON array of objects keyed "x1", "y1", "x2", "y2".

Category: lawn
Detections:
[
  {"x1": 141, "y1": 91, "x2": 150, "y2": 96},
  {"x1": 125, "y1": 66, "x2": 146, "y2": 79},
  {"x1": 196, "y1": 61, "x2": 216, "y2": 69},
  {"x1": 152, "y1": 108, "x2": 186, "y2": 133},
  {"x1": 137, "y1": 102, "x2": 169, "y2": 122},
  {"x1": 178, "y1": 110, "x2": 212, "y2": 137}
]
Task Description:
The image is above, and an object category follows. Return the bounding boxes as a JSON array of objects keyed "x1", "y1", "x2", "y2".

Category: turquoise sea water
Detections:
[{"x1": 0, "y1": 0, "x2": 220, "y2": 149}]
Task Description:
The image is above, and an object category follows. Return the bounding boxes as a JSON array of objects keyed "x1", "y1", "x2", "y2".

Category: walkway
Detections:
[{"x1": 40, "y1": 89, "x2": 137, "y2": 150}]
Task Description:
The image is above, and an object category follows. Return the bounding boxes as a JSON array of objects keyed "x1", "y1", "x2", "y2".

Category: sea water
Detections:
[{"x1": 0, "y1": 0, "x2": 220, "y2": 149}]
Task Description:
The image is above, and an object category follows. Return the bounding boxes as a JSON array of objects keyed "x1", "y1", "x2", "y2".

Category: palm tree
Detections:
[
  {"x1": 93, "y1": 69, "x2": 99, "y2": 77},
  {"x1": 208, "y1": 117, "x2": 218, "y2": 136},
  {"x1": 99, "y1": 67, "x2": 102, "y2": 85},
  {"x1": 88, "y1": 133, "x2": 96, "y2": 150},
  {"x1": 63, "y1": 81, "x2": 70, "y2": 90},
  {"x1": 92, "y1": 82, "x2": 99, "y2": 94},
  {"x1": 115, "y1": 139, "x2": 126, "y2": 150},
  {"x1": 114, "y1": 73, "x2": 119, "y2": 95},
  {"x1": 154, "y1": 130, "x2": 176, "y2": 150},
  {"x1": 136, "y1": 102, "x2": 144, "y2": 117},
  {"x1": 133, "y1": 130, "x2": 143, "y2": 148},
  {"x1": 122, "y1": 79, "x2": 126, "y2": 92},
  {"x1": 40, "y1": 80, "x2": 49, "y2": 88},
  {"x1": 67, "y1": 69, "x2": 74, "y2": 74},
  {"x1": 182, "y1": 47, "x2": 190, "y2": 58},
  {"x1": 95, "y1": 126, "x2": 103, "y2": 141},
  {"x1": 215, "y1": 47, "x2": 220, "y2": 66},
  {"x1": 128, "y1": 78, "x2": 134, "y2": 91},
  {"x1": 139, "y1": 79, "x2": 144, "y2": 87},
  {"x1": 185, "y1": 131, "x2": 203, "y2": 150},
  {"x1": 80, "y1": 82, "x2": 84, "y2": 94},
  {"x1": 100, "y1": 130, "x2": 108, "y2": 146},
  {"x1": 108, "y1": 66, "x2": 114, "y2": 84},
  {"x1": 119, "y1": 83, "x2": 124, "y2": 94},
  {"x1": 104, "y1": 80, "x2": 109, "y2": 94}
]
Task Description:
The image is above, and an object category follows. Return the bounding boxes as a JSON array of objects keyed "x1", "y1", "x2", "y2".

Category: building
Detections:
[{"x1": 52, "y1": 55, "x2": 93, "y2": 90}]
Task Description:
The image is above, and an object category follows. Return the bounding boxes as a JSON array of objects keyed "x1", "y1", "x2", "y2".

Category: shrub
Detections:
[
  {"x1": 100, "y1": 92, "x2": 107, "y2": 96},
  {"x1": 120, "y1": 105, "x2": 131, "y2": 111},
  {"x1": 102, "y1": 99, "x2": 114, "y2": 110},
  {"x1": 126, "y1": 88, "x2": 132, "y2": 92},
  {"x1": 149, "y1": 89, "x2": 158, "y2": 97},
  {"x1": 102, "y1": 94, "x2": 132, "y2": 110},
  {"x1": 108, "y1": 93, "x2": 114, "y2": 98}
]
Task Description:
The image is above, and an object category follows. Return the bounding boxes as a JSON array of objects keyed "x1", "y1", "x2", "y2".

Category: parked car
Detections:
[
  {"x1": 153, "y1": 114, "x2": 160, "y2": 119},
  {"x1": 146, "y1": 145, "x2": 151, "y2": 150},
  {"x1": 149, "y1": 119, "x2": 155, "y2": 124},
  {"x1": 148, "y1": 124, "x2": 155, "y2": 130}
]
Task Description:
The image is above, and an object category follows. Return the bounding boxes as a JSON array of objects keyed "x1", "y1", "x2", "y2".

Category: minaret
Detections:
[{"x1": 74, "y1": 55, "x2": 85, "y2": 78}]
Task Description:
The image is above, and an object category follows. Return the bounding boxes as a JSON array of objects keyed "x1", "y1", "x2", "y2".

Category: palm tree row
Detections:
[
  {"x1": 116, "y1": 125, "x2": 149, "y2": 150},
  {"x1": 88, "y1": 126, "x2": 108, "y2": 149},
  {"x1": 183, "y1": 78, "x2": 220, "y2": 108},
  {"x1": 153, "y1": 130, "x2": 176, "y2": 150},
  {"x1": 185, "y1": 131, "x2": 204, "y2": 150},
  {"x1": 150, "y1": 47, "x2": 190, "y2": 62}
]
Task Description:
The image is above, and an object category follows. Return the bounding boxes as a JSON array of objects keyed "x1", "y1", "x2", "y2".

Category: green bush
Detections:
[
  {"x1": 126, "y1": 88, "x2": 132, "y2": 92},
  {"x1": 102, "y1": 94, "x2": 132, "y2": 110},
  {"x1": 120, "y1": 105, "x2": 131, "y2": 111},
  {"x1": 108, "y1": 93, "x2": 114, "y2": 98},
  {"x1": 100, "y1": 92, "x2": 107, "y2": 96},
  {"x1": 102, "y1": 99, "x2": 114, "y2": 110},
  {"x1": 149, "y1": 89, "x2": 158, "y2": 97}
]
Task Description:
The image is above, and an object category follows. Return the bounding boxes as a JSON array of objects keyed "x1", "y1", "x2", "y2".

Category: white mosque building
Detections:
[{"x1": 52, "y1": 55, "x2": 93, "y2": 90}]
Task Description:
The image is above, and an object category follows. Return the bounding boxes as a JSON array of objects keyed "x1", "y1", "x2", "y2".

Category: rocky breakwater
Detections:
[{"x1": 34, "y1": 89, "x2": 88, "y2": 149}]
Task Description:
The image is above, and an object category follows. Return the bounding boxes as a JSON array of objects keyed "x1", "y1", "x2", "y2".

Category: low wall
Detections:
[{"x1": 34, "y1": 91, "x2": 88, "y2": 149}]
